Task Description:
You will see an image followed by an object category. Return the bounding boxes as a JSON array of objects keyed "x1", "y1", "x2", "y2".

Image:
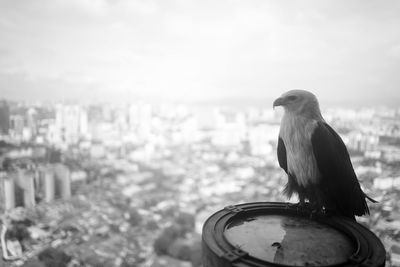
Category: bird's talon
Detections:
[{"x1": 286, "y1": 202, "x2": 308, "y2": 213}]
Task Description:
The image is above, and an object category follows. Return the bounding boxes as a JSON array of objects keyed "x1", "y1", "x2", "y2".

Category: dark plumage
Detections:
[{"x1": 274, "y1": 90, "x2": 375, "y2": 220}]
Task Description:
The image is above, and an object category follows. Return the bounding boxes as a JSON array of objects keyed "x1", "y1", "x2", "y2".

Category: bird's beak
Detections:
[{"x1": 273, "y1": 97, "x2": 285, "y2": 109}]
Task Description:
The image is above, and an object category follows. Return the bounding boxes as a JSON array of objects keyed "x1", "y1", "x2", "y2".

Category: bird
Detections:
[{"x1": 273, "y1": 89, "x2": 376, "y2": 220}]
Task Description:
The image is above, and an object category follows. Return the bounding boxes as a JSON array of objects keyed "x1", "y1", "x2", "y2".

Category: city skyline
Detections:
[
  {"x1": 1, "y1": 1, "x2": 400, "y2": 106},
  {"x1": 0, "y1": 97, "x2": 400, "y2": 266}
]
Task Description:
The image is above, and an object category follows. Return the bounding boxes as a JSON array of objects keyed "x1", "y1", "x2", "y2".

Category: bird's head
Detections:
[{"x1": 273, "y1": 90, "x2": 322, "y2": 119}]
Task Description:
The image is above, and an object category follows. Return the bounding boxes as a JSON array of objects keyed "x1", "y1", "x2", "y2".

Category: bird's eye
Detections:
[{"x1": 287, "y1": 95, "x2": 298, "y2": 101}]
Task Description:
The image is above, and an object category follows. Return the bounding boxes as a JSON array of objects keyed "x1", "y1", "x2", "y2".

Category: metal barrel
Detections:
[{"x1": 202, "y1": 202, "x2": 386, "y2": 267}]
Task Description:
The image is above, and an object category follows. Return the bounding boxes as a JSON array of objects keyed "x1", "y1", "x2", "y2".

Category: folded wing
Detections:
[{"x1": 311, "y1": 121, "x2": 369, "y2": 217}]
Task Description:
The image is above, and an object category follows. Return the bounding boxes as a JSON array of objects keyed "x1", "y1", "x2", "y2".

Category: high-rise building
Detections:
[
  {"x1": 212, "y1": 109, "x2": 246, "y2": 147},
  {"x1": 37, "y1": 166, "x2": 55, "y2": 203},
  {"x1": 129, "y1": 103, "x2": 152, "y2": 140},
  {"x1": 13, "y1": 170, "x2": 36, "y2": 208},
  {"x1": 0, "y1": 171, "x2": 16, "y2": 211},
  {"x1": 10, "y1": 114, "x2": 25, "y2": 137},
  {"x1": 55, "y1": 105, "x2": 89, "y2": 144},
  {"x1": 26, "y1": 108, "x2": 38, "y2": 137},
  {"x1": 54, "y1": 164, "x2": 71, "y2": 199},
  {"x1": 21, "y1": 170, "x2": 36, "y2": 208},
  {"x1": 0, "y1": 100, "x2": 10, "y2": 135},
  {"x1": 3, "y1": 175, "x2": 16, "y2": 210}
]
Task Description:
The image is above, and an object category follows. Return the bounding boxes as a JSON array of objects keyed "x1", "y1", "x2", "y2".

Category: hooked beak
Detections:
[{"x1": 273, "y1": 97, "x2": 286, "y2": 109}]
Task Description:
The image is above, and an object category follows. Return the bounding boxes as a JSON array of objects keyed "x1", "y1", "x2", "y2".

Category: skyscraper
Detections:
[
  {"x1": 0, "y1": 100, "x2": 10, "y2": 135},
  {"x1": 55, "y1": 104, "x2": 88, "y2": 144}
]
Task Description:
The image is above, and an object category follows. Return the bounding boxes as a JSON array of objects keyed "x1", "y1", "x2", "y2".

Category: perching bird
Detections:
[{"x1": 273, "y1": 90, "x2": 376, "y2": 220}]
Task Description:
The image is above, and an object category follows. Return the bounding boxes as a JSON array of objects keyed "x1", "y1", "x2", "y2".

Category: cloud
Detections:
[{"x1": 0, "y1": 0, "x2": 400, "y2": 104}]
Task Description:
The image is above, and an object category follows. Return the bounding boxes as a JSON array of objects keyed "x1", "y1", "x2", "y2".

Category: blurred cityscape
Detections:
[{"x1": 0, "y1": 99, "x2": 399, "y2": 267}]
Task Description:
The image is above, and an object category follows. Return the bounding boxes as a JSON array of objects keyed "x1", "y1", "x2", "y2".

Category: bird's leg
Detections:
[
  {"x1": 321, "y1": 206, "x2": 327, "y2": 215},
  {"x1": 310, "y1": 190, "x2": 325, "y2": 218},
  {"x1": 309, "y1": 203, "x2": 320, "y2": 219},
  {"x1": 297, "y1": 196, "x2": 306, "y2": 211}
]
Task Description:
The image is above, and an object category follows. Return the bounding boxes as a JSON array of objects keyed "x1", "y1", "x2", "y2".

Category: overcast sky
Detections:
[{"x1": 0, "y1": 0, "x2": 399, "y2": 105}]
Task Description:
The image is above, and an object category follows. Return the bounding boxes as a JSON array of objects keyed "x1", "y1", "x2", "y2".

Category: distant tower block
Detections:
[
  {"x1": 13, "y1": 171, "x2": 24, "y2": 207},
  {"x1": 4, "y1": 176, "x2": 16, "y2": 210},
  {"x1": 42, "y1": 168, "x2": 55, "y2": 202},
  {"x1": 55, "y1": 164, "x2": 71, "y2": 199},
  {"x1": 23, "y1": 171, "x2": 36, "y2": 208}
]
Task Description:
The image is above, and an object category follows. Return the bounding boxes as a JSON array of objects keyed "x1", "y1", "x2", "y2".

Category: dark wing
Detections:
[
  {"x1": 278, "y1": 136, "x2": 299, "y2": 198},
  {"x1": 277, "y1": 136, "x2": 287, "y2": 173},
  {"x1": 311, "y1": 121, "x2": 369, "y2": 217},
  {"x1": 278, "y1": 136, "x2": 297, "y2": 198}
]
